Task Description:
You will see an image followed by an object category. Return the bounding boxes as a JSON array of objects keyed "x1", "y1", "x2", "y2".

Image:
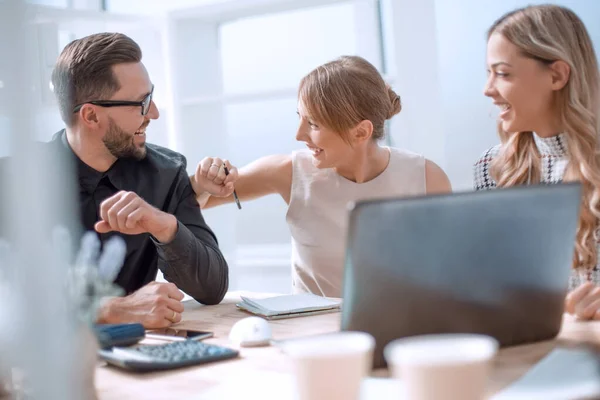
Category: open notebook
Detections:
[{"x1": 236, "y1": 293, "x2": 342, "y2": 320}]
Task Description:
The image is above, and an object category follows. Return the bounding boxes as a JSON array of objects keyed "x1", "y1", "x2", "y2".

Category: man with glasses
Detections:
[{"x1": 46, "y1": 32, "x2": 230, "y2": 328}]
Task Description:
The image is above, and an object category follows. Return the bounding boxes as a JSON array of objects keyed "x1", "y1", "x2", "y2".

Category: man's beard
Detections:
[{"x1": 103, "y1": 118, "x2": 147, "y2": 160}]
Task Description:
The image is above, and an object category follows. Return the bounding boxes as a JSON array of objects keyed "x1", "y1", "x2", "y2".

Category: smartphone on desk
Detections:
[{"x1": 145, "y1": 328, "x2": 213, "y2": 342}]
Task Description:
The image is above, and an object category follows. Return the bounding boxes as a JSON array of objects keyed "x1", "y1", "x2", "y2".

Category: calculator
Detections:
[{"x1": 98, "y1": 339, "x2": 239, "y2": 372}]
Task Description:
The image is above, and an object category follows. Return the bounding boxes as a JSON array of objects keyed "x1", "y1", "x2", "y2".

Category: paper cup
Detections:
[
  {"x1": 384, "y1": 334, "x2": 498, "y2": 400},
  {"x1": 283, "y1": 332, "x2": 375, "y2": 400}
]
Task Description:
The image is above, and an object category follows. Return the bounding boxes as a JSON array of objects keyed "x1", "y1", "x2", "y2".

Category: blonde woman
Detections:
[
  {"x1": 474, "y1": 5, "x2": 600, "y2": 320},
  {"x1": 192, "y1": 55, "x2": 451, "y2": 298}
]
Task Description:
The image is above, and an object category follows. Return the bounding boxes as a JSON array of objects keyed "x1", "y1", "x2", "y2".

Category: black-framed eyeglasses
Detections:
[{"x1": 72, "y1": 85, "x2": 154, "y2": 116}]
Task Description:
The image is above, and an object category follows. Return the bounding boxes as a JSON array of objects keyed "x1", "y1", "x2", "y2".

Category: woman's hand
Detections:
[
  {"x1": 564, "y1": 282, "x2": 600, "y2": 320},
  {"x1": 191, "y1": 157, "x2": 238, "y2": 198}
]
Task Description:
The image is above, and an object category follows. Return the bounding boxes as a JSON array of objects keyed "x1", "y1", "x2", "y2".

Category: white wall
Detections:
[
  {"x1": 0, "y1": 116, "x2": 10, "y2": 158},
  {"x1": 385, "y1": 0, "x2": 445, "y2": 173},
  {"x1": 388, "y1": 0, "x2": 600, "y2": 191}
]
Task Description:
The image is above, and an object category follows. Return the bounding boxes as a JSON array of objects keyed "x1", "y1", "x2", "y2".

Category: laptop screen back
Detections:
[{"x1": 341, "y1": 183, "x2": 581, "y2": 368}]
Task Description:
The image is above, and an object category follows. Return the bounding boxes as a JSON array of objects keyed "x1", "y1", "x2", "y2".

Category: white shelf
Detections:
[
  {"x1": 181, "y1": 87, "x2": 298, "y2": 106},
  {"x1": 28, "y1": 4, "x2": 158, "y2": 24},
  {"x1": 168, "y1": 0, "x2": 350, "y2": 22},
  {"x1": 180, "y1": 75, "x2": 394, "y2": 107}
]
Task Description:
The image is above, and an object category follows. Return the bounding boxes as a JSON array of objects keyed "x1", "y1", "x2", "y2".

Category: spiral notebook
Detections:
[{"x1": 236, "y1": 293, "x2": 342, "y2": 320}]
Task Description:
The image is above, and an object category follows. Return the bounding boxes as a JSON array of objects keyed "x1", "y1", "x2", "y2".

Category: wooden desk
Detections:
[{"x1": 96, "y1": 292, "x2": 600, "y2": 399}]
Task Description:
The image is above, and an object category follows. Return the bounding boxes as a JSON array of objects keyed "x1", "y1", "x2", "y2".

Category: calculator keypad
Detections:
[
  {"x1": 135, "y1": 340, "x2": 235, "y2": 362},
  {"x1": 99, "y1": 339, "x2": 239, "y2": 372}
]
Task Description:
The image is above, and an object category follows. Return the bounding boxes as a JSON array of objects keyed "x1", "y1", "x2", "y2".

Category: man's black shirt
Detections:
[{"x1": 50, "y1": 130, "x2": 228, "y2": 304}]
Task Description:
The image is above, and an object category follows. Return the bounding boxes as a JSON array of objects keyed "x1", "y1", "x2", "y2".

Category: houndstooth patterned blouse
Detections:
[{"x1": 473, "y1": 133, "x2": 600, "y2": 290}]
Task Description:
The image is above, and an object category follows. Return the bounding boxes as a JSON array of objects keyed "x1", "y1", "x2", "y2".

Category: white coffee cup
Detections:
[
  {"x1": 282, "y1": 331, "x2": 375, "y2": 400},
  {"x1": 384, "y1": 334, "x2": 498, "y2": 400}
]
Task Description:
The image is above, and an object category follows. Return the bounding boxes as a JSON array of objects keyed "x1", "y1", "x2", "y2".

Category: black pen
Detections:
[{"x1": 223, "y1": 166, "x2": 242, "y2": 210}]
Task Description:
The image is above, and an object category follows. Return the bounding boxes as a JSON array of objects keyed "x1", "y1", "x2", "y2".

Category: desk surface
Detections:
[{"x1": 95, "y1": 292, "x2": 600, "y2": 399}]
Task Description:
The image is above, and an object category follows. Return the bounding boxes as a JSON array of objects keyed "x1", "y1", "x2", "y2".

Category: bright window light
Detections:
[{"x1": 219, "y1": 2, "x2": 356, "y2": 95}]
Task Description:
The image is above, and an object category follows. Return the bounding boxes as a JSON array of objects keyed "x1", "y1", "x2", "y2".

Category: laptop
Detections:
[{"x1": 340, "y1": 183, "x2": 582, "y2": 368}]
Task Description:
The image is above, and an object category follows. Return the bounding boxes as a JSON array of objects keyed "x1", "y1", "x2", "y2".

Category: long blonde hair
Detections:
[
  {"x1": 488, "y1": 5, "x2": 600, "y2": 271},
  {"x1": 298, "y1": 55, "x2": 401, "y2": 141}
]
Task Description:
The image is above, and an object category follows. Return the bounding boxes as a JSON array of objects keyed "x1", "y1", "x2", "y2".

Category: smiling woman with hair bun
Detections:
[{"x1": 192, "y1": 55, "x2": 451, "y2": 298}]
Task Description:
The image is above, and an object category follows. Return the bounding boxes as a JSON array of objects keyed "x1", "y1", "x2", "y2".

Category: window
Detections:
[
  {"x1": 219, "y1": 3, "x2": 357, "y2": 95},
  {"x1": 378, "y1": 0, "x2": 396, "y2": 77}
]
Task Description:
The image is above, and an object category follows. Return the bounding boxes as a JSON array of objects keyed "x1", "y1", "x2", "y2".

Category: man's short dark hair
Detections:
[{"x1": 51, "y1": 32, "x2": 142, "y2": 126}]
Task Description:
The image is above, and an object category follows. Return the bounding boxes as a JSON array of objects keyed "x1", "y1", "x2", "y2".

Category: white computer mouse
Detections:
[{"x1": 229, "y1": 317, "x2": 272, "y2": 347}]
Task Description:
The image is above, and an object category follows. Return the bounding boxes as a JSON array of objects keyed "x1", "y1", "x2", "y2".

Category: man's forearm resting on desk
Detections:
[
  {"x1": 95, "y1": 221, "x2": 229, "y2": 328},
  {"x1": 97, "y1": 282, "x2": 185, "y2": 329},
  {"x1": 155, "y1": 220, "x2": 229, "y2": 305}
]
